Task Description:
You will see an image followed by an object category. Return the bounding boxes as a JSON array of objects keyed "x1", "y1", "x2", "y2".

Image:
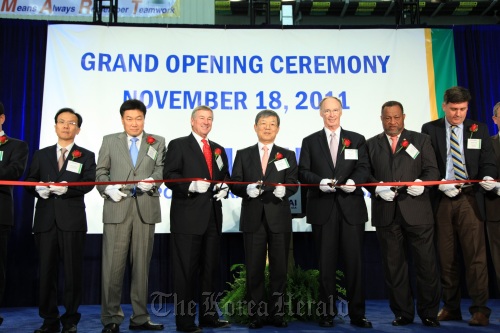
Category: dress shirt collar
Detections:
[
  {"x1": 444, "y1": 118, "x2": 464, "y2": 131},
  {"x1": 324, "y1": 127, "x2": 341, "y2": 139},
  {"x1": 258, "y1": 141, "x2": 274, "y2": 152},
  {"x1": 57, "y1": 142, "x2": 75, "y2": 152}
]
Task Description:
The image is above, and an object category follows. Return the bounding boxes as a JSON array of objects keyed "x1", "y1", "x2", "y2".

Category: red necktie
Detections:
[{"x1": 202, "y1": 139, "x2": 213, "y2": 178}]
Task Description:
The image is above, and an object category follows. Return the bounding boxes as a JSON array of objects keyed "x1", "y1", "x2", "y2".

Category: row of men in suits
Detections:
[{"x1": 1, "y1": 86, "x2": 500, "y2": 332}]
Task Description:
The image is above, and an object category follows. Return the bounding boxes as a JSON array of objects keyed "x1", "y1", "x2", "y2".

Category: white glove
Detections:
[
  {"x1": 407, "y1": 179, "x2": 424, "y2": 197},
  {"x1": 438, "y1": 179, "x2": 460, "y2": 198},
  {"x1": 213, "y1": 183, "x2": 229, "y2": 201},
  {"x1": 496, "y1": 183, "x2": 500, "y2": 196},
  {"x1": 49, "y1": 181, "x2": 68, "y2": 196},
  {"x1": 375, "y1": 182, "x2": 396, "y2": 201},
  {"x1": 273, "y1": 183, "x2": 286, "y2": 198},
  {"x1": 35, "y1": 182, "x2": 50, "y2": 199},
  {"x1": 104, "y1": 184, "x2": 128, "y2": 202},
  {"x1": 319, "y1": 178, "x2": 335, "y2": 193},
  {"x1": 480, "y1": 176, "x2": 497, "y2": 191},
  {"x1": 340, "y1": 179, "x2": 356, "y2": 193},
  {"x1": 137, "y1": 177, "x2": 155, "y2": 192},
  {"x1": 189, "y1": 179, "x2": 210, "y2": 193},
  {"x1": 247, "y1": 183, "x2": 261, "y2": 198}
]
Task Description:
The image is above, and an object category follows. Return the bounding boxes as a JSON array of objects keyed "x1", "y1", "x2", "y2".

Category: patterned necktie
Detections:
[
  {"x1": 261, "y1": 145, "x2": 269, "y2": 174},
  {"x1": 450, "y1": 125, "x2": 467, "y2": 180},
  {"x1": 329, "y1": 133, "x2": 338, "y2": 166},
  {"x1": 58, "y1": 147, "x2": 67, "y2": 171},
  {"x1": 130, "y1": 137, "x2": 139, "y2": 167},
  {"x1": 390, "y1": 136, "x2": 398, "y2": 154},
  {"x1": 202, "y1": 139, "x2": 213, "y2": 178}
]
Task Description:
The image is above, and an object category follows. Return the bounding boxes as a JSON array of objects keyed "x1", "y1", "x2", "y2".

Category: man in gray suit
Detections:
[
  {"x1": 366, "y1": 101, "x2": 441, "y2": 328},
  {"x1": 96, "y1": 99, "x2": 166, "y2": 333},
  {"x1": 485, "y1": 102, "x2": 500, "y2": 291}
]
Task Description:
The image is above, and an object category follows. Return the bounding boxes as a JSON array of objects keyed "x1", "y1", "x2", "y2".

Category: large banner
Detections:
[
  {"x1": 42, "y1": 25, "x2": 455, "y2": 233},
  {"x1": 0, "y1": 0, "x2": 180, "y2": 17}
]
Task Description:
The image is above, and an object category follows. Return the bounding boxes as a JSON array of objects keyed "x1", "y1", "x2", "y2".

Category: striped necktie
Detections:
[{"x1": 450, "y1": 125, "x2": 467, "y2": 180}]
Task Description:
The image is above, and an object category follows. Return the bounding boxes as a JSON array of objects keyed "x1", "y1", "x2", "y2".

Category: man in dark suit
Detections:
[
  {"x1": 484, "y1": 102, "x2": 500, "y2": 293},
  {"x1": 0, "y1": 101, "x2": 29, "y2": 325},
  {"x1": 298, "y1": 96, "x2": 372, "y2": 329},
  {"x1": 366, "y1": 101, "x2": 440, "y2": 328},
  {"x1": 164, "y1": 105, "x2": 230, "y2": 333},
  {"x1": 96, "y1": 99, "x2": 165, "y2": 333},
  {"x1": 25, "y1": 108, "x2": 96, "y2": 333},
  {"x1": 422, "y1": 86, "x2": 497, "y2": 327},
  {"x1": 231, "y1": 110, "x2": 298, "y2": 329}
]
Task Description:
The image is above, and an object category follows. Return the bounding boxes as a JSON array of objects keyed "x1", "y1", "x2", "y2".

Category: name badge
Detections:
[
  {"x1": 0, "y1": 151, "x2": 3, "y2": 161},
  {"x1": 405, "y1": 143, "x2": 420, "y2": 159},
  {"x1": 66, "y1": 160, "x2": 82, "y2": 174},
  {"x1": 147, "y1": 146, "x2": 158, "y2": 160},
  {"x1": 215, "y1": 155, "x2": 224, "y2": 170},
  {"x1": 274, "y1": 158, "x2": 290, "y2": 171},
  {"x1": 344, "y1": 149, "x2": 358, "y2": 160},
  {"x1": 467, "y1": 138, "x2": 481, "y2": 149}
]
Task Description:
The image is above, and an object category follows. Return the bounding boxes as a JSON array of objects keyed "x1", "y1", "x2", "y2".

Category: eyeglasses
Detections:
[{"x1": 56, "y1": 120, "x2": 77, "y2": 126}]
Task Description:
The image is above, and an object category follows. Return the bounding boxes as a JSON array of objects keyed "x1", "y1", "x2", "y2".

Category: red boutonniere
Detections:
[
  {"x1": 0, "y1": 135, "x2": 8, "y2": 146},
  {"x1": 469, "y1": 123, "x2": 478, "y2": 138},
  {"x1": 396, "y1": 139, "x2": 409, "y2": 153},
  {"x1": 146, "y1": 135, "x2": 156, "y2": 145},
  {"x1": 71, "y1": 150, "x2": 82, "y2": 160},
  {"x1": 268, "y1": 152, "x2": 284, "y2": 164},
  {"x1": 214, "y1": 148, "x2": 222, "y2": 158},
  {"x1": 340, "y1": 138, "x2": 351, "y2": 154}
]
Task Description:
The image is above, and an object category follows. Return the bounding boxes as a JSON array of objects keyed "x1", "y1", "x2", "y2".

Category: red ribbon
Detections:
[{"x1": 0, "y1": 178, "x2": 496, "y2": 188}]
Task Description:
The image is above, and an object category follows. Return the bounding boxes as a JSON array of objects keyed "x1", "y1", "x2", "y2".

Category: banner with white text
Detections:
[
  {"x1": 0, "y1": 0, "x2": 180, "y2": 17},
  {"x1": 41, "y1": 25, "x2": 455, "y2": 233}
]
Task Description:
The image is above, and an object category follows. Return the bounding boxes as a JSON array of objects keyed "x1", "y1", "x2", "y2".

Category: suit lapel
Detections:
[
  {"x1": 335, "y1": 131, "x2": 348, "y2": 181},
  {"x1": 461, "y1": 120, "x2": 473, "y2": 173},
  {"x1": 250, "y1": 144, "x2": 263, "y2": 179},
  {"x1": 56, "y1": 144, "x2": 79, "y2": 180},
  {"x1": 318, "y1": 130, "x2": 335, "y2": 174},
  {"x1": 392, "y1": 130, "x2": 411, "y2": 181},
  {"x1": 134, "y1": 132, "x2": 150, "y2": 169},
  {"x1": 189, "y1": 134, "x2": 211, "y2": 179},
  {"x1": 263, "y1": 145, "x2": 279, "y2": 180},
  {"x1": 117, "y1": 132, "x2": 135, "y2": 169},
  {"x1": 492, "y1": 135, "x2": 500, "y2": 173},
  {"x1": 435, "y1": 118, "x2": 447, "y2": 167},
  {"x1": 377, "y1": 132, "x2": 391, "y2": 156},
  {"x1": 48, "y1": 145, "x2": 59, "y2": 175}
]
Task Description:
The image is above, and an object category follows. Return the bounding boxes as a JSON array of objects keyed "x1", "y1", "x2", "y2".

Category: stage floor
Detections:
[{"x1": 2, "y1": 299, "x2": 499, "y2": 332}]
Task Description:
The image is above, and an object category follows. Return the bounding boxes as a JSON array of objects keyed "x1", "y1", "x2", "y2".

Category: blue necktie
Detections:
[{"x1": 130, "y1": 137, "x2": 139, "y2": 167}]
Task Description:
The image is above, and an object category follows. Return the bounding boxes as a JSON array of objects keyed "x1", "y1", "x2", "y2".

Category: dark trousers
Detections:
[
  {"x1": 243, "y1": 214, "x2": 290, "y2": 320},
  {"x1": 486, "y1": 221, "x2": 500, "y2": 291},
  {"x1": 0, "y1": 225, "x2": 11, "y2": 305},
  {"x1": 312, "y1": 200, "x2": 366, "y2": 320},
  {"x1": 376, "y1": 206, "x2": 440, "y2": 321},
  {"x1": 34, "y1": 225, "x2": 85, "y2": 326},
  {"x1": 172, "y1": 207, "x2": 221, "y2": 328},
  {"x1": 436, "y1": 190, "x2": 490, "y2": 315}
]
